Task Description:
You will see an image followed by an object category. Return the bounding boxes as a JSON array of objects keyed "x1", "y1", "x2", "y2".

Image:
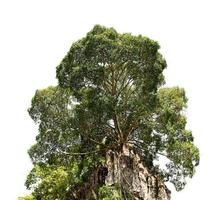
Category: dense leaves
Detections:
[
  {"x1": 25, "y1": 164, "x2": 72, "y2": 200},
  {"x1": 98, "y1": 185, "x2": 121, "y2": 200},
  {"x1": 23, "y1": 25, "x2": 199, "y2": 199},
  {"x1": 28, "y1": 86, "x2": 81, "y2": 165}
]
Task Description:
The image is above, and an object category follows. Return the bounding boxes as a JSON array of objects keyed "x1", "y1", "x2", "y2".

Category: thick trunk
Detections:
[
  {"x1": 68, "y1": 148, "x2": 171, "y2": 200},
  {"x1": 105, "y1": 148, "x2": 171, "y2": 200}
]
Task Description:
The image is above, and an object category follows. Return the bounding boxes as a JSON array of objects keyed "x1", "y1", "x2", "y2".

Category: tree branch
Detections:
[{"x1": 57, "y1": 148, "x2": 107, "y2": 156}]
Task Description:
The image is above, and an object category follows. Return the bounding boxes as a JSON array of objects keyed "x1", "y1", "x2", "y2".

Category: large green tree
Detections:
[{"x1": 22, "y1": 25, "x2": 199, "y2": 199}]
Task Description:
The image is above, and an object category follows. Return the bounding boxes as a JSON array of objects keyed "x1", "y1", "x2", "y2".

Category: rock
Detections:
[
  {"x1": 67, "y1": 148, "x2": 171, "y2": 200},
  {"x1": 105, "y1": 149, "x2": 171, "y2": 200}
]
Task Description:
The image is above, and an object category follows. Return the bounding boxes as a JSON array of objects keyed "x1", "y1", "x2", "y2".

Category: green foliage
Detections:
[
  {"x1": 25, "y1": 163, "x2": 80, "y2": 200},
  {"x1": 98, "y1": 185, "x2": 121, "y2": 200},
  {"x1": 153, "y1": 87, "x2": 199, "y2": 190},
  {"x1": 28, "y1": 86, "x2": 81, "y2": 165},
  {"x1": 24, "y1": 25, "x2": 200, "y2": 198},
  {"x1": 18, "y1": 195, "x2": 34, "y2": 200}
]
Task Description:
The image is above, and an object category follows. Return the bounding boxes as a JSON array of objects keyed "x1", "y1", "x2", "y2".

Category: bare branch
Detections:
[{"x1": 58, "y1": 148, "x2": 107, "y2": 156}]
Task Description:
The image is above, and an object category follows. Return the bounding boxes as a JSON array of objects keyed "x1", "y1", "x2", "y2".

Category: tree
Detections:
[{"x1": 22, "y1": 25, "x2": 199, "y2": 200}]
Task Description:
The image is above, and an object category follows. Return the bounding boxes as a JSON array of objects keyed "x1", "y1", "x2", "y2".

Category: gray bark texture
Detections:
[
  {"x1": 68, "y1": 148, "x2": 171, "y2": 200},
  {"x1": 105, "y1": 148, "x2": 171, "y2": 200}
]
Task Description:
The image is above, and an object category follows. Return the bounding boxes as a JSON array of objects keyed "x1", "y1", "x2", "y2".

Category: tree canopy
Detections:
[{"x1": 22, "y1": 25, "x2": 199, "y2": 199}]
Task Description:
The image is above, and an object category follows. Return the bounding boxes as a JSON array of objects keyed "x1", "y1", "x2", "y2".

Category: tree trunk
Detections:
[
  {"x1": 105, "y1": 148, "x2": 171, "y2": 200},
  {"x1": 67, "y1": 148, "x2": 171, "y2": 200}
]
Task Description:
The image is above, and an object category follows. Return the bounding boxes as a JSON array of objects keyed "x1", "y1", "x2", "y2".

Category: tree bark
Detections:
[
  {"x1": 105, "y1": 148, "x2": 171, "y2": 200},
  {"x1": 68, "y1": 148, "x2": 171, "y2": 200}
]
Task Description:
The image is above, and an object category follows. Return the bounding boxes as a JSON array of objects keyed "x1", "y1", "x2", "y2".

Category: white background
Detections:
[{"x1": 0, "y1": 0, "x2": 216, "y2": 199}]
